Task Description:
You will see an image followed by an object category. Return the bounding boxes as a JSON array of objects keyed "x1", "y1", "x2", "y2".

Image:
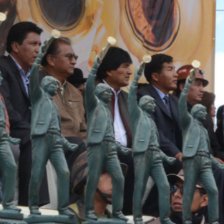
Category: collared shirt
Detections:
[
  {"x1": 103, "y1": 80, "x2": 127, "y2": 146},
  {"x1": 10, "y1": 54, "x2": 30, "y2": 96},
  {"x1": 152, "y1": 85, "x2": 169, "y2": 104}
]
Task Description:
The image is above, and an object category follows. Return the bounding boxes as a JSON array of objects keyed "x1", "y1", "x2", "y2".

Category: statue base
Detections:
[
  {"x1": 0, "y1": 218, "x2": 27, "y2": 223},
  {"x1": 84, "y1": 218, "x2": 128, "y2": 224},
  {"x1": 0, "y1": 209, "x2": 23, "y2": 220},
  {"x1": 25, "y1": 214, "x2": 79, "y2": 224}
]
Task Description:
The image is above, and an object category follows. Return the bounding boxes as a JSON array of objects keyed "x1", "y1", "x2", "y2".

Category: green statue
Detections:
[
  {"x1": 27, "y1": 40, "x2": 79, "y2": 223},
  {"x1": 128, "y1": 60, "x2": 176, "y2": 224},
  {"x1": 84, "y1": 55, "x2": 129, "y2": 223},
  {"x1": 0, "y1": 71, "x2": 23, "y2": 221},
  {"x1": 178, "y1": 68, "x2": 224, "y2": 224}
]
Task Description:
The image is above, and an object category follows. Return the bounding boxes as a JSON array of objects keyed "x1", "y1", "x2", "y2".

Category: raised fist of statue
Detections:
[
  {"x1": 8, "y1": 136, "x2": 21, "y2": 145},
  {"x1": 164, "y1": 156, "x2": 176, "y2": 165},
  {"x1": 67, "y1": 142, "x2": 79, "y2": 152}
]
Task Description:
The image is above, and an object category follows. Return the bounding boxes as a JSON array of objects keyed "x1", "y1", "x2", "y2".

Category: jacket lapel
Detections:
[
  {"x1": 8, "y1": 56, "x2": 30, "y2": 101},
  {"x1": 147, "y1": 85, "x2": 172, "y2": 119}
]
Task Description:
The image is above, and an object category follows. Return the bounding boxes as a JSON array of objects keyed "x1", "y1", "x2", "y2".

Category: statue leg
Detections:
[
  {"x1": 0, "y1": 141, "x2": 17, "y2": 209},
  {"x1": 29, "y1": 136, "x2": 48, "y2": 213},
  {"x1": 49, "y1": 145, "x2": 71, "y2": 216},
  {"x1": 183, "y1": 158, "x2": 198, "y2": 223},
  {"x1": 133, "y1": 152, "x2": 148, "y2": 223},
  {"x1": 85, "y1": 144, "x2": 104, "y2": 219},
  {"x1": 151, "y1": 161, "x2": 172, "y2": 224},
  {"x1": 105, "y1": 143, "x2": 126, "y2": 220},
  {"x1": 199, "y1": 159, "x2": 218, "y2": 223}
]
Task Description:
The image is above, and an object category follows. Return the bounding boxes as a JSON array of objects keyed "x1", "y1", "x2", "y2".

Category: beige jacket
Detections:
[{"x1": 53, "y1": 81, "x2": 86, "y2": 141}]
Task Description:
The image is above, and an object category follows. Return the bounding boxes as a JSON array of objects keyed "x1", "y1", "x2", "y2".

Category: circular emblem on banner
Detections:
[{"x1": 124, "y1": 0, "x2": 180, "y2": 52}]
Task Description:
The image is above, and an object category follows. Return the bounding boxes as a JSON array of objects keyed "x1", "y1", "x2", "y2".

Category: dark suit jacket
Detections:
[
  {"x1": 0, "y1": 55, "x2": 31, "y2": 143},
  {"x1": 138, "y1": 84, "x2": 182, "y2": 157}
]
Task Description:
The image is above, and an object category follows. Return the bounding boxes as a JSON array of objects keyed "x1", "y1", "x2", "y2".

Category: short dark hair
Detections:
[
  {"x1": 96, "y1": 47, "x2": 132, "y2": 80},
  {"x1": 144, "y1": 54, "x2": 173, "y2": 83},
  {"x1": 41, "y1": 37, "x2": 71, "y2": 66},
  {"x1": 6, "y1": 21, "x2": 42, "y2": 53}
]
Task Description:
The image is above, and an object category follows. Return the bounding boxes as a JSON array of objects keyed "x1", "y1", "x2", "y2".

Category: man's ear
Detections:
[
  {"x1": 46, "y1": 54, "x2": 55, "y2": 67},
  {"x1": 179, "y1": 82, "x2": 185, "y2": 92},
  {"x1": 11, "y1": 42, "x2": 20, "y2": 53},
  {"x1": 200, "y1": 194, "x2": 208, "y2": 208},
  {"x1": 151, "y1": 72, "x2": 159, "y2": 83}
]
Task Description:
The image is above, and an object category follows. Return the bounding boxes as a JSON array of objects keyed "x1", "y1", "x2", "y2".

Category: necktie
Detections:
[{"x1": 163, "y1": 95, "x2": 171, "y2": 116}]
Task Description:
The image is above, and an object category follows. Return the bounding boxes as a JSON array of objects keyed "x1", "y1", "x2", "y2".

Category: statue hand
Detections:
[
  {"x1": 187, "y1": 69, "x2": 196, "y2": 84},
  {"x1": 217, "y1": 163, "x2": 224, "y2": 171},
  {"x1": 8, "y1": 136, "x2": 21, "y2": 145},
  {"x1": 67, "y1": 142, "x2": 79, "y2": 152},
  {"x1": 164, "y1": 156, "x2": 176, "y2": 165},
  {"x1": 119, "y1": 146, "x2": 132, "y2": 156}
]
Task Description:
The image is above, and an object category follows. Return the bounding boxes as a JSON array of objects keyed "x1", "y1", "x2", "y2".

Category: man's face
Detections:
[
  {"x1": 188, "y1": 77, "x2": 205, "y2": 105},
  {"x1": 171, "y1": 180, "x2": 207, "y2": 213},
  {"x1": 12, "y1": 32, "x2": 41, "y2": 71},
  {"x1": 50, "y1": 42, "x2": 77, "y2": 78},
  {"x1": 105, "y1": 62, "x2": 132, "y2": 91},
  {"x1": 153, "y1": 62, "x2": 177, "y2": 94}
]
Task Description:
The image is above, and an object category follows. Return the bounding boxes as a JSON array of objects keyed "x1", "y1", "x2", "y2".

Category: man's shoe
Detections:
[
  {"x1": 134, "y1": 217, "x2": 144, "y2": 224},
  {"x1": 59, "y1": 208, "x2": 75, "y2": 217},
  {"x1": 112, "y1": 211, "x2": 128, "y2": 221},
  {"x1": 85, "y1": 210, "x2": 98, "y2": 220},
  {"x1": 30, "y1": 206, "x2": 41, "y2": 215}
]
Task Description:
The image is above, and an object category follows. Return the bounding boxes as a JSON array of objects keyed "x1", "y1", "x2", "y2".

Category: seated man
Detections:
[{"x1": 168, "y1": 170, "x2": 208, "y2": 224}]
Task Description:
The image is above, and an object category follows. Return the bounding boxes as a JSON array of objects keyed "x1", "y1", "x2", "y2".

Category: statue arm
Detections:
[
  {"x1": 211, "y1": 155, "x2": 224, "y2": 170},
  {"x1": 178, "y1": 70, "x2": 196, "y2": 128},
  {"x1": 128, "y1": 63, "x2": 145, "y2": 118},
  {"x1": 61, "y1": 136, "x2": 79, "y2": 152},
  {"x1": 85, "y1": 57, "x2": 100, "y2": 113},
  {"x1": 29, "y1": 44, "x2": 47, "y2": 103}
]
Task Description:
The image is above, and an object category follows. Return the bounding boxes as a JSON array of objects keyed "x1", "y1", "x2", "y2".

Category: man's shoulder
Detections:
[
  {"x1": 138, "y1": 84, "x2": 155, "y2": 96},
  {"x1": 0, "y1": 55, "x2": 17, "y2": 75}
]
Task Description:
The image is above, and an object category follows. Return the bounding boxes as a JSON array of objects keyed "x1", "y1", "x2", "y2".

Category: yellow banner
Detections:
[{"x1": 0, "y1": 0, "x2": 215, "y2": 91}]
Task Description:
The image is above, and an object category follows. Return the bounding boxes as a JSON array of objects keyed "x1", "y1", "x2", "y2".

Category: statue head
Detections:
[
  {"x1": 40, "y1": 76, "x2": 59, "y2": 97},
  {"x1": 139, "y1": 95, "x2": 156, "y2": 114},
  {"x1": 95, "y1": 83, "x2": 112, "y2": 103},
  {"x1": 191, "y1": 104, "x2": 207, "y2": 121}
]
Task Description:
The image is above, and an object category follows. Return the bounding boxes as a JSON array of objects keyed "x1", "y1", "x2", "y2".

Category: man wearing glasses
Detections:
[
  {"x1": 168, "y1": 169, "x2": 208, "y2": 224},
  {"x1": 40, "y1": 36, "x2": 87, "y2": 156}
]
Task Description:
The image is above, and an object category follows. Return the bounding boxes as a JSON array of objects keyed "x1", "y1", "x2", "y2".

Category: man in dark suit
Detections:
[
  {"x1": 138, "y1": 54, "x2": 181, "y2": 162},
  {"x1": 129, "y1": 61, "x2": 176, "y2": 224},
  {"x1": 0, "y1": 22, "x2": 48, "y2": 205},
  {"x1": 137, "y1": 54, "x2": 181, "y2": 216},
  {"x1": 96, "y1": 46, "x2": 134, "y2": 214}
]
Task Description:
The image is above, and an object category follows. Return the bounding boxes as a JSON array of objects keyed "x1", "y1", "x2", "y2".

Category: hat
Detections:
[
  {"x1": 167, "y1": 169, "x2": 203, "y2": 189},
  {"x1": 176, "y1": 65, "x2": 208, "y2": 87},
  {"x1": 67, "y1": 68, "x2": 86, "y2": 86}
]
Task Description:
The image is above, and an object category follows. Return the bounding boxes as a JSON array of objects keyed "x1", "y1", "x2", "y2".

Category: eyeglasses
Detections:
[
  {"x1": 64, "y1": 53, "x2": 78, "y2": 61},
  {"x1": 170, "y1": 184, "x2": 183, "y2": 195},
  {"x1": 171, "y1": 184, "x2": 206, "y2": 195}
]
